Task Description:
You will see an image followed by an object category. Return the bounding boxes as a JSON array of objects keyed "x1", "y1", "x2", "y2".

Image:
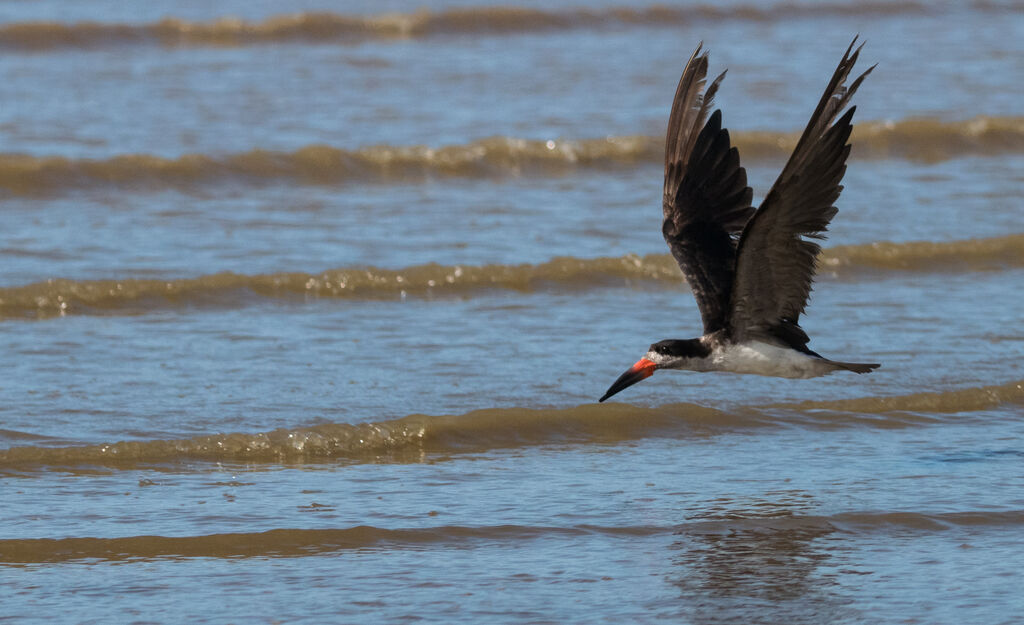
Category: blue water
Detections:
[{"x1": 2, "y1": 1, "x2": 1023, "y2": 623}]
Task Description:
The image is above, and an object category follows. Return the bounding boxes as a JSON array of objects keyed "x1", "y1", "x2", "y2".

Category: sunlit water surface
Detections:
[{"x1": 2, "y1": 0, "x2": 1023, "y2": 623}]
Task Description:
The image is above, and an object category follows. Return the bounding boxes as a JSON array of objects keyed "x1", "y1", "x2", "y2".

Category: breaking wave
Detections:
[
  {"x1": 1, "y1": 2, "x2": 1008, "y2": 51},
  {"x1": 0, "y1": 234, "x2": 1020, "y2": 320},
  {"x1": 1, "y1": 117, "x2": 1020, "y2": 195},
  {"x1": 1, "y1": 379, "x2": 1019, "y2": 470}
]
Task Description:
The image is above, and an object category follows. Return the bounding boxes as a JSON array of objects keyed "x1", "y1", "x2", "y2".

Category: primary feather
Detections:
[
  {"x1": 729, "y1": 38, "x2": 875, "y2": 350},
  {"x1": 661, "y1": 44, "x2": 755, "y2": 335}
]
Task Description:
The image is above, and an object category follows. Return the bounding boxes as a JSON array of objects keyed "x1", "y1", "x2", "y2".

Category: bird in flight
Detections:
[{"x1": 600, "y1": 38, "x2": 880, "y2": 403}]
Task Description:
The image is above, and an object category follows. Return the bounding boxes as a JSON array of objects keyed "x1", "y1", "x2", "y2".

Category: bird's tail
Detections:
[{"x1": 828, "y1": 360, "x2": 881, "y2": 374}]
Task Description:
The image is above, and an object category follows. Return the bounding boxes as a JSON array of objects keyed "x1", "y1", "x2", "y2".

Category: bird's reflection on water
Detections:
[{"x1": 666, "y1": 493, "x2": 863, "y2": 624}]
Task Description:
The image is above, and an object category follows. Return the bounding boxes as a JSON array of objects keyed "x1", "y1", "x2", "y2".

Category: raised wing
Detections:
[
  {"x1": 729, "y1": 38, "x2": 874, "y2": 349},
  {"x1": 662, "y1": 44, "x2": 755, "y2": 335}
]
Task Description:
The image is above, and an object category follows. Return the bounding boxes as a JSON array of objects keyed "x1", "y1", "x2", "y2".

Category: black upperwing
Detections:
[
  {"x1": 662, "y1": 44, "x2": 755, "y2": 335},
  {"x1": 729, "y1": 38, "x2": 874, "y2": 350}
]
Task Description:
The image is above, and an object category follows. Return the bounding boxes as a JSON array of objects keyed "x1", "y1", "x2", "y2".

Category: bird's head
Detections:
[{"x1": 599, "y1": 339, "x2": 709, "y2": 402}]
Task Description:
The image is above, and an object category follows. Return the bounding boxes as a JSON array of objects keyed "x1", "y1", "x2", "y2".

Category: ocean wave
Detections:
[
  {"x1": 770, "y1": 378, "x2": 1024, "y2": 418},
  {"x1": 682, "y1": 509, "x2": 1024, "y2": 535},
  {"x1": 1, "y1": 234, "x2": 1020, "y2": 320},
  {"x1": 0, "y1": 402, "x2": 734, "y2": 467},
  {"x1": 0, "y1": 2, "x2": 993, "y2": 51},
  {"x1": 821, "y1": 234, "x2": 1024, "y2": 273},
  {"x1": 1, "y1": 380, "x2": 1019, "y2": 470},
  {"x1": 2, "y1": 117, "x2": 1020, "y2": 195},
  {"x1": 3, "y1": 509, "x2": 1022, "y2": 563},
  {"x1": 0, "y1": 524, "x2": 660, "y2": 563}
]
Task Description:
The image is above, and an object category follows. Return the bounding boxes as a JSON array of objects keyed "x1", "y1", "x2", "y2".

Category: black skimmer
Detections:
[{"x1": 600, "y1": 39, "x2": 880, "y2": 403}]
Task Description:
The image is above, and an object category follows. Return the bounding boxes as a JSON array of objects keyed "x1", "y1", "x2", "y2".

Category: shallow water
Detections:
[{"x1": 2, "y1": 1, "x2": 1023, "y2": 623}]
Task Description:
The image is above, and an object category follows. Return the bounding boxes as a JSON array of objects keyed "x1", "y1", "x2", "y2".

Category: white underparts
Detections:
[
  {"x1": 646, "y1": 340, "x2": 847, "y2": 379},
  {"x1": 710, "y1": 341, "x2": 838, "y2": 378}
]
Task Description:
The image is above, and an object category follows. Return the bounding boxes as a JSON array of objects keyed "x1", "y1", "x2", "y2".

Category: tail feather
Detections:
[{"x1": 829, "y1": 360, "x2": 881, "y2": 374}]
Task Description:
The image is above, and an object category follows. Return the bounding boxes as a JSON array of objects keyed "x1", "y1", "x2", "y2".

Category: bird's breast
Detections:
[{"x1": 711, "y1": 341, "x2": 834, "y2": 379}]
